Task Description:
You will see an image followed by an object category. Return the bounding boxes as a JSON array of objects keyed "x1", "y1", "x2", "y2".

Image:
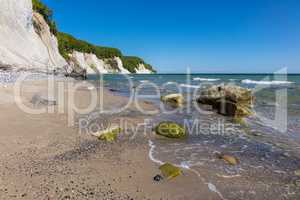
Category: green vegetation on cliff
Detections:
[
  {"x1": 57, "y1": 32, "x2": 122, "y2": 60},
  {"x1": 32, "y1": 0, "x2": 57, "y2": 35},
  {"x1": 32, "y1": 0, "x2": 155, "y2": 72},
  {"x1": 122, "y1": 56, "x2": 155, "y2": 73}
]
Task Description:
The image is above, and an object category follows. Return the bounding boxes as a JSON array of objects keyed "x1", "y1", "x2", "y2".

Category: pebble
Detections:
[{"x1": 153, "y1": 175, "x2": 163, "y2": 182}]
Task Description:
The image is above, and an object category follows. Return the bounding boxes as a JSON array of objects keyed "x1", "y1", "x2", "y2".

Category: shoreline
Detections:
[{"x1": 0, "y1": 71, "x2": 299, "y2": 199}]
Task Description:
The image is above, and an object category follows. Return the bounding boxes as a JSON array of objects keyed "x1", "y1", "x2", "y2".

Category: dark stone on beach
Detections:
[
  {"x1": 109, "y1": 88, "x2": 119, "y2": 92},
  {"x1": 31, "y1": 94, "x2": 57, "y2": 107},
  {"x1": 153, "y1": 175, "x2": 163, "y2": 182},
  {"x1": 21, "y1": 193, "x2": 27, "y2": 198}
]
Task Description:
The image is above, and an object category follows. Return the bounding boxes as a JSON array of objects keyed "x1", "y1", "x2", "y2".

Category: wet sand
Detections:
[{"x1": 0, "y1": 79, "x2": 219, "y2": 200}]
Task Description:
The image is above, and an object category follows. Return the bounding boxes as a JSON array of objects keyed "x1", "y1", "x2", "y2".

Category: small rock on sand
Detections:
[{"x1": 31, "y1": 94, "x2": 57, "y2": 106}]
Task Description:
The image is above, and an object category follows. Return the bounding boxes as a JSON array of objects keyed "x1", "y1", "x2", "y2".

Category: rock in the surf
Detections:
[
  {"x1": 155, "y1": 122, "x2": 187, "y2": 139},
  {"x1": 159, "y1": 163, "x2": 182, "y2": 180},
  {"x1": 197, "y1": 85, "x2": 254, "y2": 118},
  {"x1": 161, "y1": 93, "x2": 184, "y2": 107}
]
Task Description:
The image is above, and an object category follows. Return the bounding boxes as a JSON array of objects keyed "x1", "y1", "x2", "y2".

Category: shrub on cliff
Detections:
[{"x1": 32, "y1": 0, "x2": 57, "y2": 35}]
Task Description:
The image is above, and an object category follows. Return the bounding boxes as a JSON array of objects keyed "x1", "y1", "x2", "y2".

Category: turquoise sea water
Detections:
[{"x1": 89, "y1": 74, "x2": 300, "y2": 199}]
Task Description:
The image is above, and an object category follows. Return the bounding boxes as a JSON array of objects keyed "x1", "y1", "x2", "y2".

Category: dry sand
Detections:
[{"x1": 0, "y1": 79, "x2": 219, "y2": 200}]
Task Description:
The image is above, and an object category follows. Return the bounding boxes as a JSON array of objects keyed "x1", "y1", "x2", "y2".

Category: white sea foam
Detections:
[
  {"x1": 148, "y1": 140, "x2": 226, "y2": 199},
  {"x1": 166, "y1": 81, "x2": 177, "y2": 84},
  {"x1": 208, "y1": 183, "x2": 226, "y2": 200},
  {"x1": 148, "y1": 140, "x2": 164, "y2": 165},
  {"x1": 242, "y1": 79, "x2": 294, "y2": 85},
  {"x1": 193, "y1": 77, "x2": 220, "y2": 81},
  {"x1": 180, "y1": 84, "x2": 200, "y2": 89}
]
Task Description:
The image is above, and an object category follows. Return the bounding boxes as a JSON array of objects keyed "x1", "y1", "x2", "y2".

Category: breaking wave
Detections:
[
  {"x1": 242, "y1": 79, "x2": 294, "y2": 85},
  {"x1": 193, "y1": 78, "x2": 220, "y2": 82},
  {"x1": 180, "y1": 84, "x2": 201, "y2": 89}
]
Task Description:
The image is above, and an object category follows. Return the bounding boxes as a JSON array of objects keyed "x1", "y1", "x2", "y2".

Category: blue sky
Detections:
[{"x1": 44, "y1": 0, "x2": 300, "y2": 73}]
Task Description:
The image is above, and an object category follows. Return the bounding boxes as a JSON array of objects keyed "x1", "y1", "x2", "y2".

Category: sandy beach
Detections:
[
  {"x1": 0, "y1": 77, "x2": 219, "y2": 200},
  {"x1": 1, "y1": 0, "x2": 299, "y2": 199}
]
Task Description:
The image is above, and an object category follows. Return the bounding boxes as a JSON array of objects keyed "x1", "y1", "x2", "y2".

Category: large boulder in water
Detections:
[
  {"x1": 155, "y1": 122, "x2": 187, "y2": 139},
  {"x1": 197, "y1": 85, "x2": 254, "y2": 118}
]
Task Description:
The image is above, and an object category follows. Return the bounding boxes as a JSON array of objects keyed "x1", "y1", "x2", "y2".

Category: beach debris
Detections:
[
  {"x1": 159, "y1": 163, "x2": 182, "y2": 180},
  {"x1": 216, "y1": 153, "x2": 239, "y2": 165},
  {"x1": 109, "y1": 88, "x2": 119, "y2": 92},
  {"x1": 31, "y1": 94, "x2": 57, "y2": 107},
  {"x1": 161, "y1": 93, "x2": 184, "y2": 107},
  {"x1": 91, "y1": 126, "x2": 122, "y2": 142},
  {"x1": 155, "y1": 122, "x2": 187, "y2": 139},
  {"x1": 153, "y1": 174, "x2": 164, "y2": 182},
  {"x1": 294, "y1": 169, "x2": 300, "y2": 176},
  {"x1": 197, "y1": 85, "x2": 254, "y2": 119}
]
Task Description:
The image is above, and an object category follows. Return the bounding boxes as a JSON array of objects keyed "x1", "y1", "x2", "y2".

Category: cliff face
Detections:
[
  {"x1": 0, "y1": 0, "x2": 155, "y2": 74},
  {"x1": 0, "y1": 0, "x2": 66, "y2": 70},
  {"x1": 135, "y1": 63, "x2": 153, "y2": 74},
  {"x1": 32, "y1": 12, "x2": 67, "y2": 69},
  {"x1": 69, "y1": 52, "x2": 131, "y2": 74}
]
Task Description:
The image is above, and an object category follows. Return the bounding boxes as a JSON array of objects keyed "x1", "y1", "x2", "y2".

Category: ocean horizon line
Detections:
[{"x1": 104, "y1": 73, "x2": 300, "y2": 75}]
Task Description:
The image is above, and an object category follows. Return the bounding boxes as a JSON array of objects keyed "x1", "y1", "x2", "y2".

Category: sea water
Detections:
[{"x1": 89, "y1": 74, "x2": 300, "y2": 199}]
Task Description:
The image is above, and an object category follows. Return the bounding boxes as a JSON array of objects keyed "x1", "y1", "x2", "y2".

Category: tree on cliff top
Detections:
[{"x1": 32, "y1": 0, "x2": 57, "y2": 35}]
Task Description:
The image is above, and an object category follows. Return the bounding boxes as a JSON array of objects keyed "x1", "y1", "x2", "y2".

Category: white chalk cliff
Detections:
[
  {"x1": 0, "y1": 0, "x2": 154, "y2": 74},
  {"x1": 135, "y1": 63, "x2": 153, "y2": 74},
  {"x1": 32, "y1": 12, "x2": 67, "y2": 69},
  {"x1": 0, "y1": 0, "x2": 66, "y2": 70},
  {"x1": 69, "y1": 52, "x2": 131, "y2": 74}
]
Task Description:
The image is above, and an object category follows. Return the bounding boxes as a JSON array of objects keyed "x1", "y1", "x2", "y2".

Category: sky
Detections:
[{"x1": 43, "y1": 0, "x2": 300, "y2": 73}]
